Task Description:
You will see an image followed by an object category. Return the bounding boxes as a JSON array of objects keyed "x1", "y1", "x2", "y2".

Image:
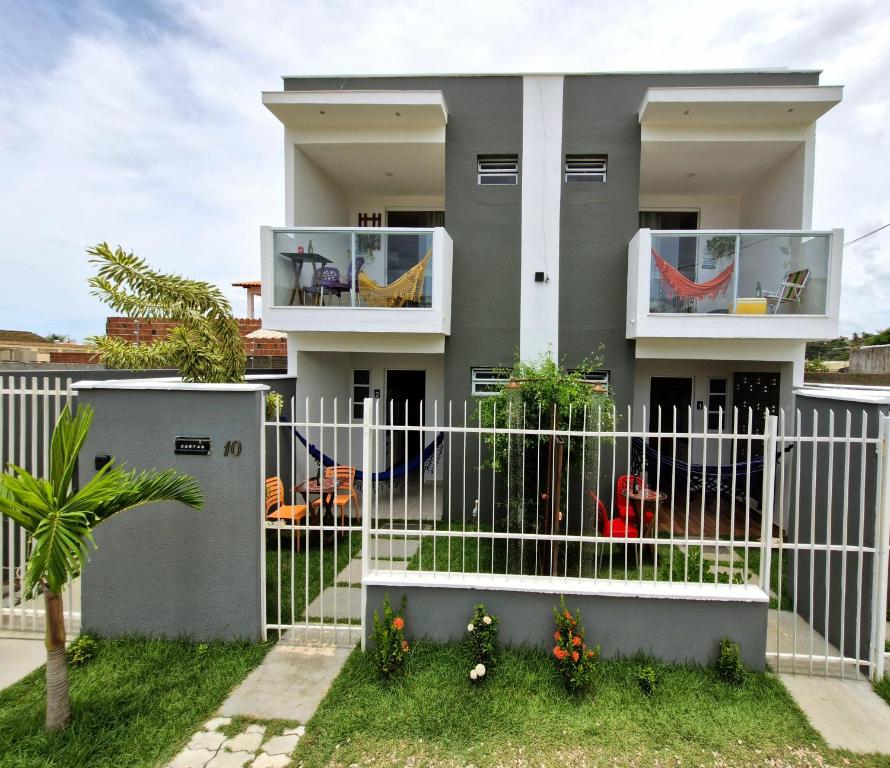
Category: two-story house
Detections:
[{"x1": 260, "y1": 71, "x2": 843, "y2": 470}]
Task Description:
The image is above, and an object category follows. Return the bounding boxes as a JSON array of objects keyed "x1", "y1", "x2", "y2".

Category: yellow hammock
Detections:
[{"x1": 358, "y1": 250, "x2": 432, "y2": 307}]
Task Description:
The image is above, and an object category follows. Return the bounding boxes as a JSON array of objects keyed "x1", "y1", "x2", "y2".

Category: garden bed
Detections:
[
  {"x1": 292, "y1": 642, "x2": 887, "y2": 768},
  {"x1": 0, "y1": 637, "x2": 269, "y2": 768}
]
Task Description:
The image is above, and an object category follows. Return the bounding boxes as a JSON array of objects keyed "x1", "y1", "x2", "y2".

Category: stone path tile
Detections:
[
  {"x1": 164, "y1": 716, "x2": 304, "y2": 768},
  {"x1": 305, "y1": 585, "x2": 361, "y2": 621},
  {"x1": 339, "y1": 557, "x2": 409, "y2": 583},
  {"x1": 368, "y1": 536, "x2": 420, "y2": 559}
]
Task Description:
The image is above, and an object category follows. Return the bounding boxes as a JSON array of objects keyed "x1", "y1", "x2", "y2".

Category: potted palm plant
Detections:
[{"x1": 0, "y1": 405, "x2": 203, "y2": 731}]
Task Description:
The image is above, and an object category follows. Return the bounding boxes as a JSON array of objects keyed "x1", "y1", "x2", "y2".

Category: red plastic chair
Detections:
[
  {"x1": 615, "y1": 475, "x2": 640, "y2": 520},
  {"x1": 590, "y1": 492, "x2": 640, "y2": 539}
]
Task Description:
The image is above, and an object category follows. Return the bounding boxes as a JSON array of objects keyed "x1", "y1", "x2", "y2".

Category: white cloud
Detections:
[{"x1": 0, "y1": 0, "x2": 887, "y2": 339}]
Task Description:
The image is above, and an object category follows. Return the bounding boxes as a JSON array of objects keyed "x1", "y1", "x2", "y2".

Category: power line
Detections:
[{"x1": 844, "y1": 222, "x2": 890, "y2": 247}]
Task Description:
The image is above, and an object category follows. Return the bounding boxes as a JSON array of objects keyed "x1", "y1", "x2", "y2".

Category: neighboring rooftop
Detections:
[{"x1": 0, "y1": 330, "x2": 48, "y2": 344}]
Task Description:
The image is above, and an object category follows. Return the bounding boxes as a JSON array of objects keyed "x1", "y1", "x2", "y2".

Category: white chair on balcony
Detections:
[{"x1": 763, "y1": 269, "x2": 810, "y2": 314}]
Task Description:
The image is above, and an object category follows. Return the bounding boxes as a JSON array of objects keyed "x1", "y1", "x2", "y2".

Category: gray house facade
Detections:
[{"x1": 259, "y1": 70, "x2": 844, "y2": 478}]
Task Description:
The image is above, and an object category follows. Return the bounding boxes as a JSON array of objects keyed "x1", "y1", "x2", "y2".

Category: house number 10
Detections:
[{"x1": 224, "y1": 440, "x2": 242, "y2": 457}]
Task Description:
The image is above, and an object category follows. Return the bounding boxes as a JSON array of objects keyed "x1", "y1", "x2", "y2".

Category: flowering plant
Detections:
[
  {"x1": 370, "y1": 593, "x2": 409, "y2": 678},
  {"x1": 551, "y1": 596, "x2": 598, "y2": 693},
  {"x1": 466, "y1": 604, "x2": 498, "y2": 682}
]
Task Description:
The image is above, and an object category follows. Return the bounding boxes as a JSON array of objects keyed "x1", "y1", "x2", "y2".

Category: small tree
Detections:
[
  {"x1": 0, "y1": 405, "x2": 203, "y2": 731},
  {"x1": 87, "y1": 243, "x2": 246, "y2": 383},
  {"x1": 476, "y1": 351, "x2": 616, "y2": 574}
]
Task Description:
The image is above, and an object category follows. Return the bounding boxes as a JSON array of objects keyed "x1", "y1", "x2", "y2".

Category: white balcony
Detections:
[
  {"x1": 626, "y1": 228, "x2": 843, "y2": 341},
  {"x1": 261, "y1": 226, "x2": 453, "y2": 341}
]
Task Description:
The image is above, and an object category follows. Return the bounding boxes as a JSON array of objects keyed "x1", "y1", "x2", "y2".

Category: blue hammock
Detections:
[
  {"x1": 631, "y1": 436, "x2": 764, "y2": 496},
  {"x1": 293, "y1": 429, "x2": 444, "y2": 481}
]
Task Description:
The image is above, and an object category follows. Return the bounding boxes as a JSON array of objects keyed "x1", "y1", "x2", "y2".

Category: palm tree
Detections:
[{"x1": 0, "y1": 405, "x2": 203, "y2": 731}]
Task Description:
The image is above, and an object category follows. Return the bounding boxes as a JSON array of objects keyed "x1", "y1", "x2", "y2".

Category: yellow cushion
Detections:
[{"x1": 733, "y1": 298, "x2": 768, "y2": 315}]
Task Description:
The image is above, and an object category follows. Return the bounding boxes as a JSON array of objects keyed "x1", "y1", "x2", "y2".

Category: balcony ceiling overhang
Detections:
[
  {"x1": 639, "y1": 85, "x2": 842, "y2": 126},
  {"x1": 263, "y1": 90, "x2": 448, "y2": 130}
]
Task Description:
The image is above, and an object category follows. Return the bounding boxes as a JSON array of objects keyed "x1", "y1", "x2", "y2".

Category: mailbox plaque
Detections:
[{"x1": 175, "y1": 436, "x2": 211, "y2": 455}]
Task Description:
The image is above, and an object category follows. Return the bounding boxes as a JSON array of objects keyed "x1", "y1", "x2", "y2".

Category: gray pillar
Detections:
[{"x1": 75, "y1": 380, "x2": 267, "y2": 641}]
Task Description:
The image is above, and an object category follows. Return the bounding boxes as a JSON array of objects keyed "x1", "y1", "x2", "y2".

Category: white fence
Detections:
[
  {"x1": 1, "y1": 376, "x2": 80, "y2": 632},
  {"x1": 266, "y1": 397, "x2": 890, "y2": 679}
]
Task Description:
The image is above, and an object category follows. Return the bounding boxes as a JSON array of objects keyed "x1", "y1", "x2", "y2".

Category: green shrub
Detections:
[
  {"x1": 637, "y1": 663, "x2": 657, "y2": 696},
  {"x1": 715, "y1": 638, "x2": 746, "y2": 686},
  {"x1": 466, "y1": 603, "x2": 499, "y2": 682},
  {"x1": 370, "y1": 593, "x2": 409, "y2": 678},
  {"x1": 67, "y1": 634, "x2": 98, "y2": 667},
  {"x1": 265, "y1": 392, "x2": 284, "y2": 421},
  {"x1": 551, "y1": 596, "x2": 599, "y2": 693}
]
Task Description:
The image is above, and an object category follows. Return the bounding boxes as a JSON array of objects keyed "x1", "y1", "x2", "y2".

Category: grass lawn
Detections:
[
  {"x1": 266, "y1": 529, "x2": 358, "y2": 626},
  {"x1": 0, "y1": 637, "x2": 270, "y2": 768},
  {"x1": 292, "y1": 642, "x2": 890, "y2": 768}
]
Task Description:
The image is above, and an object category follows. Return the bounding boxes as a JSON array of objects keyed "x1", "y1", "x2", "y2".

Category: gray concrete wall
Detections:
[
  {"x1": 790, "y1": 394, "x2": 889, "y2": 661},
  {"x1": 76, "y1": 383, "x2": 266, "y2": 641},
  {"x1": 850, "y1": 345, "x2": 890, "y2": 374},
  {"x1": 366, "y1": 584, "x2": 767, "y2": 669}
]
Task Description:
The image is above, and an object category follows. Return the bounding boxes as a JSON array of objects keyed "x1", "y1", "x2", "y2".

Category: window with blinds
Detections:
[{"x1": 565, "y1": 154, "x2": 607, "y2": 183}]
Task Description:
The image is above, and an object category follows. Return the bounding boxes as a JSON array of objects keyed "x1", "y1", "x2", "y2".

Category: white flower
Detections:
[
  {"x1": 474, "y1": 663, "x2": 486, "y2": 677},
  {"x1": 467, "y1": 623, "x2": 474, "y2": 632},
  {"x1": 469, "y1": 669, "x2": 478, "y2": 680},
  {"x1": 482, "y1": 615, "x2": 492, "y2": 625}
]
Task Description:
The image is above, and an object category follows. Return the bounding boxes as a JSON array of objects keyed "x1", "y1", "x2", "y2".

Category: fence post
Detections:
[
  {"x1": 760, "y1": 414, "x2": 779, "y2": 594},
  {"x1": 360, "y1": 397, "x2": 374, "y2": 651},
  {"x1": 871, "y1": 415, "x2": 890, "y2": 680}
]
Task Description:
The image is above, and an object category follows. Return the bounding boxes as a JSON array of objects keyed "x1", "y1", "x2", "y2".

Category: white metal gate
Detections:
[{"x1": 1, "y1": 376, "x2": 80, "y2": 633}]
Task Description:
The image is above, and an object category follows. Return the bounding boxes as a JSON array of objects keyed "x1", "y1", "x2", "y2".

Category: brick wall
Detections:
[{"x1": 105, "y1": 317, "x2": 286, "y2": 358}]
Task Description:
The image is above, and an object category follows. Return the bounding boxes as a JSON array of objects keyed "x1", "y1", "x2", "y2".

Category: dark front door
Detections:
[
  {"x1": 649, "y1": 377, "x2": 693, "y2": 458},
  {"x1": 733, "y1": 372, "x2": 780, "y2": 459},
  {"x1": 386, "y1": 370, "x2": 426, "y2": 478}
]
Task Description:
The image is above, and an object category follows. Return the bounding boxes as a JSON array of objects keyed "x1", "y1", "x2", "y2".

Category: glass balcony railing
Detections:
[
  {"x1": 648, "y1": 231, "x2": 832, "y2": 315},
  {"x1": 270, "y1": 228, "x2": 436, "y2": 309}
]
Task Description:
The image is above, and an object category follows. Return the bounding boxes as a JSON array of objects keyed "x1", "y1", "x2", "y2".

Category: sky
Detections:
[{"x1": 0, "y1": 0, "x2": 888, "y2": 341}]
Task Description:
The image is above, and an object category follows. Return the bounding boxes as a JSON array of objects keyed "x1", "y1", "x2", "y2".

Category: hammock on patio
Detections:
[
  {"x1": 293, "y1": 428, "x2": 444, "y2": 482},
  {"x1": 631, "y1": 436, "x2": 764, "y2": 497},
  {"x1": 652, "y1": 248, "x2": 734, "y2": 301},
  {"x1": 358, "y1": 250, "x2": 432, "y2": 307}
]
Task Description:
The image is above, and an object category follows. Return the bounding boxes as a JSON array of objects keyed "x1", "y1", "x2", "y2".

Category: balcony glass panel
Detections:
[
  {"x1": 271, "y1": 229, "x2": 435, "y2": 309},
  {"x1": 649, "y1": 232, "x2": 831, "y2": 315}
]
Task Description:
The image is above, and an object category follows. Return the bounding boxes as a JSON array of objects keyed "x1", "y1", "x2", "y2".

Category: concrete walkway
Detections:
[
  {"x1": 0, "y1": 633, "x2": 45, "y2": 691},
  {"x1": 781, "y1": 674, "x2": 890, "y2": 754},
  {"x1": 220, "y1": 642, "x2": 351, "y2": 723}
]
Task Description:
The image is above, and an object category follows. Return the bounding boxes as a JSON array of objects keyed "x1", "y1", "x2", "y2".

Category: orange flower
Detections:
[
  {"x1": 564, "y1": 609, "x2": 572, "y2": 621},
  {"x1": 554, "y1": 630, "x2": 561, "y2": 641},
  {"x1": 392, "y1": 617, "x2": 404, "y2": 631},
  {"x1": 572, "y1": 635, "x2": 581, "y2": 647},
  {"x1": 553, "y1": 646, "x2": 567, "y2": 660},
  {"x1": 401, "y1": 639, "x2": 410, "y2": 652},
  {"x1": 586, "y1": 649, "x2": 595, "y2": 658},
  {"x1": 572, "y1": 651, "x2": 580, "y2": 663}
]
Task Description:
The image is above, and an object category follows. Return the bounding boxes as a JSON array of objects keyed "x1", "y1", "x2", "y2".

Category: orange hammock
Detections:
[{"x1": 652, "y1": 248, "x2": 734, "y2": 301}]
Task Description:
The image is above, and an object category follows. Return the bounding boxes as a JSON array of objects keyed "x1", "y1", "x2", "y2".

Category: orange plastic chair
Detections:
[
  {"x1": 310, "y1": 466, "x2": 361, "y2": 526},
  {"x1": 265, "y1": 477, "x2": 307, "y2": 549}
]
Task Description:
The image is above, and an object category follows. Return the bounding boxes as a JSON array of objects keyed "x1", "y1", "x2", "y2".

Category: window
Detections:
[
  {"x1": 570, "y1": 369, "x2": 610, "y2": 392},
  {"x1": 565, "y1": 154, "x2": 607, "y2": 183},
  {"x1": 477, "y1": 154, "x2": 519, "y2": 185},
  {"x1": 353, "y1": 369, "x2": 371, "y2": 419},
  {"x1": 707, "y1": 378, "x2": 727, "y2": 430},
  {"x1": 471, "y1": 367, "x2": 510, "y2": 396}
]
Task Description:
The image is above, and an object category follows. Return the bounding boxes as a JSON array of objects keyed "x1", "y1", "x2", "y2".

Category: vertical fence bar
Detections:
[
  {"x1": 360, "y1": 397, "x2": 373, "y2": 651},
  {"x1": 871, "y1": 415, "x2": 890, "y2": 680},
  {"x1": 760, "y1": 415, "x2": 778, "y2": 595}
]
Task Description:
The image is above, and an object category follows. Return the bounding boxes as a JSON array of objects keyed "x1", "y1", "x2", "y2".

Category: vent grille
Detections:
[
  {"x1": 477, "y1": 155, "x2": 519, "y2": 185},
  {"x1": 565, "y1": 154, "x2": 607, "y2": 183}
]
